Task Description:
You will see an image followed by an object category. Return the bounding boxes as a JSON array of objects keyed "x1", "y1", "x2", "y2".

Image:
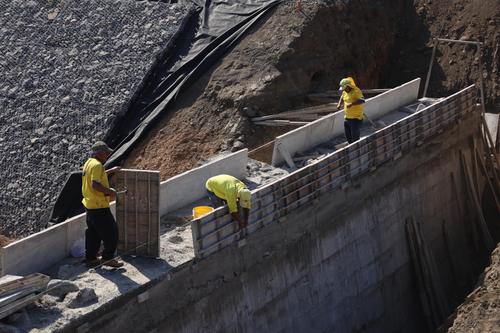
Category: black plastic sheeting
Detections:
[{"x1": 50, "y1": 0, "x2": 281, "y2": 223}]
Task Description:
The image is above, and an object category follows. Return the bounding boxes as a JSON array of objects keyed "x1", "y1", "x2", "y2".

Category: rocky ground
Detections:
[{"x1": 0, "y1": 0, "x2": 193, "y2": 236}]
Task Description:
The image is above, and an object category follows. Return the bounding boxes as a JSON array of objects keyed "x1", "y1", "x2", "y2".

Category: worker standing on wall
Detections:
[
  {"x1": 205, "y1": 174, "x2": 252, "y2": 236},
  {"x1": 337, "y1": 77, "x2": 365, "y2": 143},
  {"x1": 82, "y1": 141, "x2": 124, "y2": 268}
]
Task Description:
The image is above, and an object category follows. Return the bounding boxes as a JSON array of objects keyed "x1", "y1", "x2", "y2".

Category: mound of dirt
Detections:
[{"x1": 446, "y1": 243, "x2": 500, "y2": 332}]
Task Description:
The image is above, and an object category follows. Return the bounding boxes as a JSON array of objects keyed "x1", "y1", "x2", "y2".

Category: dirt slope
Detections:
[
  {"x1": 446, "y1": 243, "x2": 500, "y2": 332},
  {"x1": 123, "y1": 0, "x2": 406, "y2": 179},
  {"x1": 383, "y1": 0, "x2": 499, "y2": 111}
]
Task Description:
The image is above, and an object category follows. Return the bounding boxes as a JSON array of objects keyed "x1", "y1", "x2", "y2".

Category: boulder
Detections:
[{"x1": 46, "y1": 279, "x2": 79, "y2": 299}]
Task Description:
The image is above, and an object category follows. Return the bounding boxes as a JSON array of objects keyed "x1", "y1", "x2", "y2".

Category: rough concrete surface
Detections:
[
  {"x1": 53, "y1": 111, "x2": 489, "y2": 333},
  {"x1": 0, "y1": 0, "x2": 192, "y2": 236}
]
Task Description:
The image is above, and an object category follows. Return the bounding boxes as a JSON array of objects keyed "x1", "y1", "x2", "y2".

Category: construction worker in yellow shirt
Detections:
[
  {"x1": 337, "y1": 77, "x2": 365, "y2": 143},
  {"x1": 81, "y1": 141, "x2": 123, "y2": 268},
  {"x1": 205, "y1": 174, "x2": 252, "y2": 235}
]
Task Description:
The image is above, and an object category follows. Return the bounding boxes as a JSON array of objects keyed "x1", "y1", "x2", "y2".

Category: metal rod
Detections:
[
  {"x1": 423, "y1": 39, "x2": 438, "y2": 98},
  {"x1": 436, "y1": 38, "x2": 483, "y2": 46},
  {"x1": 477, "y1": 44, "x2": 487, "y2": 115}
]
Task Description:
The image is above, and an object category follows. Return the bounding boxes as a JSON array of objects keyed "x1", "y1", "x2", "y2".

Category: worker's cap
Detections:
[
  {"x1": 238, "y1": 188, "x2": 252, "y2": 209},
  {"x1": 91, "y1": 141, "x2": 113, "y2": 154},
  {"x1": 339, "y1": 78, "x2": 353, "y2": 91}
]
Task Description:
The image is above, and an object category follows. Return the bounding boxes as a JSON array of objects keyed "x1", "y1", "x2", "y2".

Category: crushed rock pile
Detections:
[{"x1": 0, "y1": 0, "x2": 193, "y2": 236}]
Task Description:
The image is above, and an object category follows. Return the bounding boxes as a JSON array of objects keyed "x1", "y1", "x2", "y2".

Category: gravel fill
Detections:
[{"x1": 0, "y1": 0, "x2": 193, "y2": 236}]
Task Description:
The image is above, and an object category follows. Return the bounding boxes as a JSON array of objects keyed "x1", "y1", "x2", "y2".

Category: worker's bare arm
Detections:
[
  {"x1": 231, "y1": 212, "x2": 243, "y2": 229},
  {"x1": 336, "y1": 96, "x2": 343, "y2": 110},
  {"x1": 242, "y1": 208, "x2": 249, "y2": 228},
  {"x1": 92, "y1": 181, "x2": 117, "y2": 201}
]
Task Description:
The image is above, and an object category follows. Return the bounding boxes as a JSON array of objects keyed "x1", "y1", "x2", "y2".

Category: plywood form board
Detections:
[
  {"x1": 193, "y1": 85, "x2": 476, "y2": 258},
  {"x1": 114, "y1": 170, "x2": 160, "y2": 257}
]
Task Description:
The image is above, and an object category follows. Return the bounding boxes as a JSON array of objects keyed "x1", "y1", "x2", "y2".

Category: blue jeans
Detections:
[{"x1": 344, "y1": 118, "x2": 362, "y2": 143}]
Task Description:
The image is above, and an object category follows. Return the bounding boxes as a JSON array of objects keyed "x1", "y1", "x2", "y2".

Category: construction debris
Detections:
[{"x1": 0, "y1": 274, "x2": 49, "y2": 320}]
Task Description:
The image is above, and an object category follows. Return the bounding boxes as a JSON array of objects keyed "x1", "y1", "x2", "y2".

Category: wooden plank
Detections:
[
  {"x1": 254, "y1": 120, "x2": 309, "y2": 127},
  {"x1": 0, "y1": 293, "x2": 37, "y2": 320},
  {"x1": 0, "y1": 273, "x2": 49, "y2": 298},
  {"x1": 114, "y1": 170, "x2": 160, "y2": 257},
  {"x1": 460, "y1": 151, "x2": 495, "y2": 251},
  {"x1": 475, "y1": 148, "x2": 500, "y2": 214},
  {"x1": 406, "y1": 218, "x2": 435, "y2": 331}
]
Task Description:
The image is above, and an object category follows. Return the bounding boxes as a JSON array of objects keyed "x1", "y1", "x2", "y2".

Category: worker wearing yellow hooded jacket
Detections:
[
  {"x1": 206, "y1": 174, "x2": 252, "y2": 232},
  {"x1": 337, "y1": 77, "x2": 365, "y2": 143}
]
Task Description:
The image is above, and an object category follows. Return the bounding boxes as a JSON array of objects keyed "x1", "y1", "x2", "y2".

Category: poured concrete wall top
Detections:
[
  {"x1": 0, "y1": 0, "x2": 193, "y2": 235},
  {"x1": 271, "y1": 78, "x2": 421, "y2": 166}
]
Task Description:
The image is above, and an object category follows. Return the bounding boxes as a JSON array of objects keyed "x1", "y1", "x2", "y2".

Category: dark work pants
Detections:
[
  {"x1": 344, "y1": 118, "x2": 363, "y2": 143},
  {"x1": 85, "y1": 208, "x2": 118, "y2": 261},
  {"x1": 206, "y1": 189, "x2": 225, "y2": 208}
]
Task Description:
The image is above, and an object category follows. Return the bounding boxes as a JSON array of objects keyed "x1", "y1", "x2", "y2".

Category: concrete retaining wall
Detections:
[
  {"x1": 193, "y1": 85, "x2": 474, "y2": 258},
  {"x1": 0, "y1": 204, "x2": 115, "y2": 276},
  {"x1": 271, "y1": 78, "x2": 421, "y2": 165},
  {"x1": 160, "y1": 149, "x2": 248, "y2": 215},
  {"x1": 70, "y1": 109, "x2": 488, "y2": 333}
]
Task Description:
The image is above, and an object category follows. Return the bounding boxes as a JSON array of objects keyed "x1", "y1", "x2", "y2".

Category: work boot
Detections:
[
  {"x1": 85, "y1": 258, "x2": 102, "y2": 268},
  {"x1": 102, "y1": 259, "x2": 124, "y2": 268},
  {"x1": 239, "y1": 228, "x2": 247, "y2": 239}
]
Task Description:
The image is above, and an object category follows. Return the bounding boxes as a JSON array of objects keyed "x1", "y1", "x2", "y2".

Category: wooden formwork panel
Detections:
[
  {"x1": 193, "y1": 86, "x2": 477, "y2": 258},
  {"x1": 114, "y1": 169, "x2": 160, "y2": 257}
]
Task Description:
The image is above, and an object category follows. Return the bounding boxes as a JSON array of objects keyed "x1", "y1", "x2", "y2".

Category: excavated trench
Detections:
[{"x1": 4, "y1": 1, "x2": 494, "y2": 332}]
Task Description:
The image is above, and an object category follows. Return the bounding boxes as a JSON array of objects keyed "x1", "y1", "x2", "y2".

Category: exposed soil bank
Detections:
[
  {"x1": 122, "y1": 0, "x2": 407, "y2": 179},
  {"x1": 382, "y1": 0, "x2": 499, "y2": 111},
  {"x1": 446, "y1": 243, "x2": 500, "y2": 332}
]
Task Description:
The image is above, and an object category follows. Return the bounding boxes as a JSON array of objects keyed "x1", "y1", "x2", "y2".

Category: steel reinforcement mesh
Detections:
[{"x1": 0, "y1": 0, "x2": 192, "y2": 236}]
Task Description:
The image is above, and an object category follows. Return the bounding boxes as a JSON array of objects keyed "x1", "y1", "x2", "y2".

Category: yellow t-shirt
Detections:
[
  {"x1": 206, "y1": 174, "x2": 246, "y2": 213},
  {"x1": 342, "y1": 87, "x2": 364, "y2": 120},
  {"x1": 82, "y1": 158, "x2": 110, "y2": 209}
]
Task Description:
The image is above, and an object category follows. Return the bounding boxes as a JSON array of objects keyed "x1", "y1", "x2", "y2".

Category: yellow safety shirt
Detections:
[
  {"x1": 342, "y1": 87, "x2": 364, "y2": 120},
  {"x1": 206, "y1": 174, "x2": 246, "y2": 213},
  {"x1": 82, "y1": 158, "x2": 110, "y2": 209}
]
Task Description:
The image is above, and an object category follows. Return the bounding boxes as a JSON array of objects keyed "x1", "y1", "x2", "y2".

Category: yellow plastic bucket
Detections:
[{"x1": 193, "y1": 206, "x2": 214, "y2": 219}]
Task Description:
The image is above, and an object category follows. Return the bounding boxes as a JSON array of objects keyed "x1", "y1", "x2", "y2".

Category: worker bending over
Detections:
[
  {"x1": 337, "y1": 77, "x2": 365, "y2": 143},
  {"x1": 82, "y1": 141, "x2": 123, "y2": 268},
  {"x1": 206, "y1": 174, "x2": 252, "y2": 233}
]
